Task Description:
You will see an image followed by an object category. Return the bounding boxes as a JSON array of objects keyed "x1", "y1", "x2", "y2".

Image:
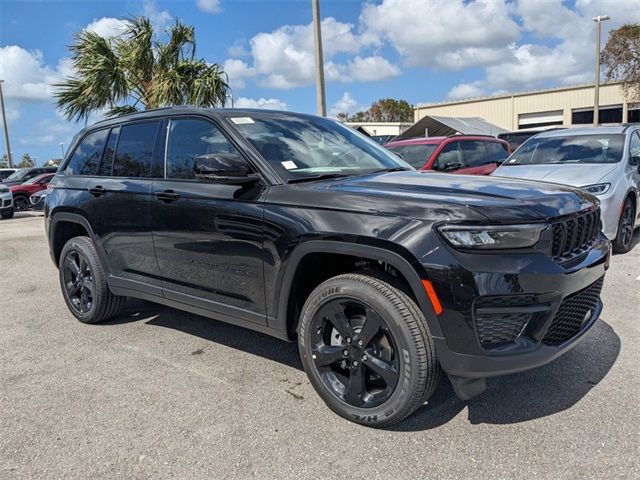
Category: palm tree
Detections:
[{"x1": 55, "y1": 17, "x2": 229, "y2": 122}]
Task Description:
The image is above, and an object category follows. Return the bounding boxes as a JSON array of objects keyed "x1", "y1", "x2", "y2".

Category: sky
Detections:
[{"x1": 1, "y1": 0, "x2": 639, "y2": 162}]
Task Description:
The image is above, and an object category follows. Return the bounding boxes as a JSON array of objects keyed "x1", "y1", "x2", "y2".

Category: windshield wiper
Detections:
[
  {"x1": 288, "y1": 173, "x2": 356, "y2": 184},
  {"x1": 368, "y1": 167, "x2": 411, "y2": 174}
]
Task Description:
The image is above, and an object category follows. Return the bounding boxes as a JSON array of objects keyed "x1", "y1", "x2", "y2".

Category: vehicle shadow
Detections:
[
  {"x1": 106, "y1": 301, "x2": 619, "y2": 431},
  {"x1": 392, "y1": 318, "x2": 620, "y2": 431}
]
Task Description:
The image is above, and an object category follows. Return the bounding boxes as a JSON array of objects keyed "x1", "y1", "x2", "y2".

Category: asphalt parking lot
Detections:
[{"x1": 1, "y1": 211, "x2": 639, "y2": 479}]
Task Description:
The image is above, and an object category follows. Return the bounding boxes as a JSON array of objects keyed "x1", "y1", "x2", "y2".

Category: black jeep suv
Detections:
[{"x1": 46, "y1": 108, "x2": 610, "y2": 427}]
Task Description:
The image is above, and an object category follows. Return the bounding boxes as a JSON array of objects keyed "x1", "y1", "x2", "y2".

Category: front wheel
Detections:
[
  {"x1": 0, "y1": 208, "x2": 14, "y2": 219},
  {"x1": 13, "y1": 195, "x2": 29, "y2": 211},
  {"x1": 298, "y1": 273, "x2": 440, "y2": 427},
  {"x1": 613, "y1": 198, "x2": 635, "y2": 253}
]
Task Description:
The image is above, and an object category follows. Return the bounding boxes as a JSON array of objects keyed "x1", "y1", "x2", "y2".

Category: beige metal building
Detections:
[
  {"x1": 344, "y1": 122, "x2": 412, "y2": 136},
  {"x1": 415, "y1": 82, "x2": 640, "y2": 131}
]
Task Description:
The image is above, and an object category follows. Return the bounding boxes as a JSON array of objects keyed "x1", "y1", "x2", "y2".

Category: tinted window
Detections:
[
  {"x1": 435, "y1": 142, "x2": 463, "y2": 170},
  {"x1": 386, "y1": 144, "x2": 438, "y2": 169},
  {"x1": 486, "y1": 141, "x2": 509, "y2": 163},
  {"x1": 460, "y1": 141, "x2": 489, "y2": 167},
  {"x1": 113, "y1": 122, "x2": 159, "y2": 178},
  {"x1": 65, "y1": 129, "x2": 108, "y2": 176},
  {"x1": 99, "y1": 127, "x2": 120, "y2": 176},
  {"x1": 629, "y1": 132, "x2": 640, "y2": 159},
  {"x1": 166, "y1": 118, "x2": 240, "y2": 179},
  {"x1": 506, "y1": 134, "x2": 624, "y2": 165}
]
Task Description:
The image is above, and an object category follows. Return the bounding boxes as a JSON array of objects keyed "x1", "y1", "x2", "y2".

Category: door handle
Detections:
[
  {"x1": 89, "y1": 185, "x2": 105, "y2": 197},
  {"x1": 154, "y1": 190, "x2": 180, "y2": 203}
]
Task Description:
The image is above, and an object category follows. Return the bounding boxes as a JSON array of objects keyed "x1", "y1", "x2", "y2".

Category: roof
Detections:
[
  {"x1": 394, "y1": 115, "x2": 507, "y2": 140},
  {"x1": 415, "y1": 82, "x2": 624, "y2": 109},
  {"x1": 535, "y1": 125, "x2": 631, "y2": 138}
]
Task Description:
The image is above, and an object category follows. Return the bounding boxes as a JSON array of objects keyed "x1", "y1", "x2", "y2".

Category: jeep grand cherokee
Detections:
[{"x1": 45, "y1": 108, "x2": 610, "y2": 427}]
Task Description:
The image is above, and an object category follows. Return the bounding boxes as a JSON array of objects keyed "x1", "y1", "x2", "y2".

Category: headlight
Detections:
[
  {"x1": 438, "y1": 224, "x2": 547, "y2": 249},
  {"x1": 581, "y1": 183, "x2": 610, "y2": 195}
]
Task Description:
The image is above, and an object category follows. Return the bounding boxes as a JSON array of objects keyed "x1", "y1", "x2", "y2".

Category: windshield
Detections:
[
  {"x1": 386, "y1": 144, "x2": 438, "y2": 168},
  {"x1": 228, "y1": 113, "x2": 412, "y2": 181},
  {"x1": 4, "y1": 169, "x2": 27, "y2": 182},
  {"x1": 505, "y1": 134, "x2": 624, "y2": 165}
]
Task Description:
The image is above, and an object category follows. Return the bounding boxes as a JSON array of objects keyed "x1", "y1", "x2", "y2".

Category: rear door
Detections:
[
  {"x1": 150, "y1": 116, "x2": 267, "y2": 324},
  {"x1": 84, "y1": 120, "x2": 164, "y2": 291},
  {"x1": 457, "y1": 140, "x2": 493, "y2": 175}
]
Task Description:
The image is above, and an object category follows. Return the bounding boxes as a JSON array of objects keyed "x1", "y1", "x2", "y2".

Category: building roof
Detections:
[
  {"x1": 394, "y1": 115, "x2": 507, "y2": 140},
  {"x1": 415, "y1": 82, "x2": 624, "y2": 109}
]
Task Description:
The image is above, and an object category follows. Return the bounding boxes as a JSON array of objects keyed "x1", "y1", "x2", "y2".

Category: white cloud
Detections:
[
  {"x1": 446, "y1": 82, "x2": 486, "y2": 100},
  {"x1": 0, "y1": 46, "x2": 66, "y2": 101},
  {"x1": 19, "y1": 118, "x2": 76, "y2": 146},
  {"x1": 360, "y1": 0, "x2": 520, "y2": 70},
  {"x1": 222, "y1": 59, "x2": 255, "y2": 89},
  {"x1": 224, "y1": 17, "x2": 397, "y2": 90},
  {"x1": 142, "y1": 0, "x2": 172, "y2": 30},
  {"x1": 329, "y1": 92, "x2": 364, "y2": 117},
  {"x1": 234, "y1": 97, "x2": 287, "y2": 110},
  {"x1": 85, "y1": 17, "x2": 129, "y2": 38},
  {"x1": 196, "y1": 0, "x2": 221, "y2": 14}
]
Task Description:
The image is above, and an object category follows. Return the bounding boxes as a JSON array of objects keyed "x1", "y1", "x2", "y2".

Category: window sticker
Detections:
[
  {"x1": 281, "y1": 160, "x2": 297, "y2": 170},
  {"x1": 230, "y1": 117, "x2": 255, "y2": 125}
]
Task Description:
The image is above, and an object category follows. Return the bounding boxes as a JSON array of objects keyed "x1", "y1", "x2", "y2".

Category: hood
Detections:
[
  {"x1": 302, "y1": 171, "x2": 597, "y2": 222},
  {"x1": 492, "y1": 163, "x2": 618, "y2": 187}
]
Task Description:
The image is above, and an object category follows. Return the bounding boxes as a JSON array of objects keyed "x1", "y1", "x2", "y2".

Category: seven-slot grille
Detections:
[
  {"x1": 541, "y1": 277, "x2": 604, "y2": 346},
  {"x1": 550, "y1": 208, "x2": 600, "y2": 261}
]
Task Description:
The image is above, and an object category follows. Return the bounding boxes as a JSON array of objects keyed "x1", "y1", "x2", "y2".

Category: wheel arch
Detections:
[
  {"x1": 272, "y1": 240, "x2": 443, "y2": 340},
  {"x1": 49, "y1": 212, "x2": 107, "y2": 269}
]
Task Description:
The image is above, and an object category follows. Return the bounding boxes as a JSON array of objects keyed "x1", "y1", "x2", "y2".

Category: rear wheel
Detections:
[
  {"x1": 298, "y1": 273, "x2": 440, "y2": 427},
  {"x1": 0, "y1": 208, "x2": 14, "y2": 219},
  {"x1": 13, "y1": 195, "x2": 29, "y2": 211},
  {"x1": 613, "y1": 197, "x2": 635, "y2": 253},
  {"x1": 59, "y1": 236, "x2": 126, "y2": 324}
]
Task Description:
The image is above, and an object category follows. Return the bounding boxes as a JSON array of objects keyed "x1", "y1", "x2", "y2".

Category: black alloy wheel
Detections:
[
  {"x1": 309, "y1": 299, "x2": 400, "y2": 408},
  {"x1": 13, "y1": 195, "x2": 29, "y2": 211},
  {"x1": 613, "y1": 198, "x2": 635, "y2": 253},
  {"x1": 62, "y1": 250, "x2": 95, "y2": 314}
]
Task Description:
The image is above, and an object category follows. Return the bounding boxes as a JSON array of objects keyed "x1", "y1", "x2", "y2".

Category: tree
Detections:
[
  {"x1": 601, "y1": 23, "x2": 640, "y2": 101},
  {"x1": 337, "y1": 98, "x2": 414, "y2": 123},
  {"x1": 55, "y1": 16, "x2": 230, "y2": 122},
  {"x1": 0, "y1": 154, "x2": 8, "y2": 168},
  {"x1": 44, "y1": 159, "x2": 62, "y2": 166},
  {"x1": 18, "y1": 153, "x2": 34, "y2": 168}
]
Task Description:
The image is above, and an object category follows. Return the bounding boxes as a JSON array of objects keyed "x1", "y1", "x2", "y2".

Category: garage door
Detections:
[{"x1": 518, "y1": 110, "x2": 563, "y2": 129}]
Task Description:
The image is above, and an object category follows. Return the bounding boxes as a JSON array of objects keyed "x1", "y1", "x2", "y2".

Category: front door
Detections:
[{"x1": 150, "y1": 116, "x2": 267, "y2": 324}]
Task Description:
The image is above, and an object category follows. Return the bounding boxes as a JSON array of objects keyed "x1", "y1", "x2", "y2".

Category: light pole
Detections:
[
  {"x1": 0, "y1": 80, "x2": 13, "y2": 168},
  {"x1": 59, "y1": 142, "x2": 65, "y2": 159},
  {"x1": 312, "y1": 0, "x2": 326, "y2": 116},
  {"x1": 592, "y1": 15, "x2": 610, "y2": 126},
  {"x1": 226, "y1": 94, "x2": 234, "y2": 108}
]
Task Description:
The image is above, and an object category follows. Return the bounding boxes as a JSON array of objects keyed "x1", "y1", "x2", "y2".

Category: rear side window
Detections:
[
  {"x1": 65, "y1": 129, "x2": 109, "y2": 176},
  {"x1": 113, "y1": 121, "x2": 160, "y2": 178},
  {"x1": 486, "y1": 141, "x2": 509, "y2": 163},
  {"x1": 166, "y1": 118, "x2": 240, "y2": 179},
  {"x1": 98, "y1": 127, "x2": 120, "y2": 176},
  {"x1": 460, "y1": 141, "x2": 489, "y2": 167}
]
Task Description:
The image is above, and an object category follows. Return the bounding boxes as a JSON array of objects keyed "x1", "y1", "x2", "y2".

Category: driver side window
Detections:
[
  {"x1": 166, "y1": 118, "x2": 240, "y2": 179},
  {"x1": 630, "y1": 132, "x2": 640, "y2": 159},
  {"x1": 435, "y1": 142, "x2": 464, "y2": 170}
]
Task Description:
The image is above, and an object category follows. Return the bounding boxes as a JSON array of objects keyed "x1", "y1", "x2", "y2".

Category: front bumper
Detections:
[{"x1": 421, "y1": 233, "x2": 610, "y2": 397}]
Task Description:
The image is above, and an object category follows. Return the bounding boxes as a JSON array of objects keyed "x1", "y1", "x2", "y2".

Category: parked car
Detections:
[
  {"x1": 0, "y1": 168, "x2": 18, "y2": 181},
  {"x1": 0, "y1": 183, "x2": 13, "y2": 219},
  {"x1": 1, "y1": 166, "x2": 58, "y2": 186},
  {"x1": 498, "y1": 127, "x2": 566, "y2": 151},
  {"x1": 493, "y1": 126, "x2": 640, "y2": 253},
  {"x1": 30, "y1": 189, "x2": 48, "y2": 211},
  {"x1": 46, "y1": 108, "x2": 609, "y2": 427},
  {"x1": 384, "y1": 135, "x2": 511, "y2": 175},
  {"x1": 9, "y1": 173, "x2": 55, "y2": 211}
]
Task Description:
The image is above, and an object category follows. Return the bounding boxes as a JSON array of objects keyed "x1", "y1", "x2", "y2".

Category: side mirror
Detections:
[
  {"x1": 194, "y1": 154, "x2": 260, "y2": 185},
  {"x1": 443, "y1": 162, "x2": 462, "y2": 172}
]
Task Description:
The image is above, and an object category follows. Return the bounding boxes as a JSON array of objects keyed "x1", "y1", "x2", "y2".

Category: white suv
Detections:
[
  {"x1": 0, "y1": 183, "x2": 14, "y2": 219},
  {"x1": 493, "y1": 125, "x2": 640, "y2": 253}
]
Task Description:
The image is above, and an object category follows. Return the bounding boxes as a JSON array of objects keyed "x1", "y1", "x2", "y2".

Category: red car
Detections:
[
  {"x1": 9, "y1": 173, "x2": 55, "y2": 211},
  {"x1": 385, "y1": 135, "x2": 511, "y2": 175}
]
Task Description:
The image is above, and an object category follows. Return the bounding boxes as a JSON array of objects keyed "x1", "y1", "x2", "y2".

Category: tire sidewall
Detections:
[
  {"x1": 298, "y1": 278, "x2": 424, "y2": 426},
  {"x1": 59, "y1": 238, "x2": 101, "y2": 323},
  {"x1": 614, "y1": 198, "x2": 635, "y2": 253},
  {"x1": 13, "y1": 195, "x2": 29, "y2": 211}
]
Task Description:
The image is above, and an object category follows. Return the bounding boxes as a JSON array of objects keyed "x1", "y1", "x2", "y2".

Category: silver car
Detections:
[{"x1": 493, "y1": 126, "x2": 640, "y2": 253}]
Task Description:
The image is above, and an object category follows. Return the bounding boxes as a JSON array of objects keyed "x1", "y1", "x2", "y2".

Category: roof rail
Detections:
[
  {"x1": 446, "y1": 133, "x2": 497, "y2": 138},
  {"x1": 92, "y1": 105, "x2": 195, "y2": 126}
]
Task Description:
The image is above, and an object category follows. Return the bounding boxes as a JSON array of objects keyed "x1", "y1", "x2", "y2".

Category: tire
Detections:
[
  {"x1": 58, "y1": 236, "x2": 126, "y2": 324},
  {"x1": 0, "y1": 208, "x2": 14, "y2": 219},
  {"x1": 298, "y1": 273, "x2": 440, "y2": 427},
  {"x1": 13, "y1": 195, "x2": 29, "y2": 211},
  {"x1": 612, "y1": 197, "x2": 635, "y2": 254}
]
